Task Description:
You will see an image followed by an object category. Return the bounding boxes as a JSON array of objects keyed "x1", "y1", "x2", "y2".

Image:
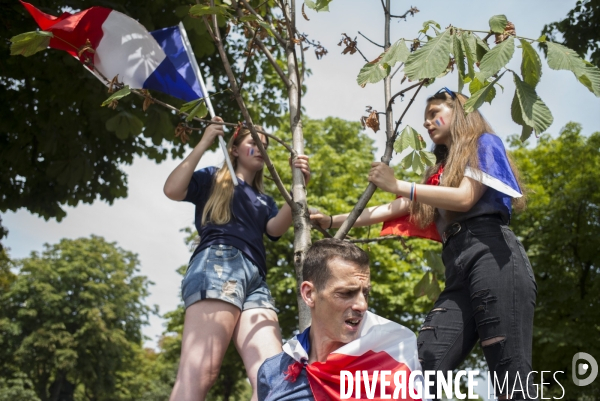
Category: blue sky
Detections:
[{"x1": 4, "y1": 0, "x2": 598, "y2": 352}]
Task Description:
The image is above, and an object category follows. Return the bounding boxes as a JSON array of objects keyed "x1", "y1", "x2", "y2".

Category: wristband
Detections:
[{"x1": 328, "y1": 215, "x2": 333, "y2": 230}]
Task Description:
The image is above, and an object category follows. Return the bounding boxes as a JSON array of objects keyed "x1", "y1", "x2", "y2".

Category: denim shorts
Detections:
[{"x1": 182, "y1": 244, "x2": 278, "y2": 312}]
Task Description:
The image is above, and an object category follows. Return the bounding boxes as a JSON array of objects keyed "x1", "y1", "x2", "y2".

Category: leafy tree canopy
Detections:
[
  {"x1": 542, "y1": 0, "x2": 600, "y2": 68},
  {"x1": 0, "y1": 0, "x2": 286, "y2": 227},
  {"x1": 510, "y1": 123, "x2": 600, "y2": 398},
  {"x1": 0, "y1": 236, "x2": 155, "y2": 401}
]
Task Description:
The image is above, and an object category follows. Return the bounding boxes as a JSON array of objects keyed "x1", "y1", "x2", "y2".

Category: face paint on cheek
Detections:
[
  {"x1": 247, "y1": 148, "x2": 255, "y2": 156},
  {"x1": 435, "y1": 117, "x2": 445, "y2": 127}
]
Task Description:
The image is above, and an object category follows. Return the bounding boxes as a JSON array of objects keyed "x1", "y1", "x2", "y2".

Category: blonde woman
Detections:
[
  {"x1": 164, "y1": 117, "x2": 310, "y2": 401},
  {"x1": 312, "y1": 89, "x2": 537, "y2": 400}
]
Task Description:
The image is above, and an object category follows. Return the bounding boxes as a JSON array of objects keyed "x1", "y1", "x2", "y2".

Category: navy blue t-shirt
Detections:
[{"x1": 183, "y1": 167, "x2": 280, "y2": 277}]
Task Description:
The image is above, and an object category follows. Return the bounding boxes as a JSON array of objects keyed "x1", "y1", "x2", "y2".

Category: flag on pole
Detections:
[
  {"x1": 21, "y1": 1, "x2": 203, "y2": 101},
  {"x1": 283, "y1": 312, "x2": 424, "y2": 400}
]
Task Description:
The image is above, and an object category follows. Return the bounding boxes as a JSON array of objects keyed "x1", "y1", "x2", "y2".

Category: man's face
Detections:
[{"x1": 310, "y1": 258, "x2": 371, "y2": 350}]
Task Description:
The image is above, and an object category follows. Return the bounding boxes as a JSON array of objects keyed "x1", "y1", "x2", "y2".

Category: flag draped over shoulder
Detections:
[
  {"x1": 21, "y1": 1, "x2": 204, "y2": 101},
  {"x1": 283, "y1": 312, "x2": 424, "y2": 401},
  {"x1": 464, "y1": 133, "x2": 522, "y2": 198}
]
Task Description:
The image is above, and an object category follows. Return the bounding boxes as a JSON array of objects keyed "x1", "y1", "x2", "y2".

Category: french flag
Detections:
[
  {"x1": 21, "y1": 1, "x2": 204, "y2": 102},
  {"x1": 283, "y1": 312, "x2": 424, "y2": 400},
  {"x1": 464, "y1": 133, "x2": 523, "y2": 198}
]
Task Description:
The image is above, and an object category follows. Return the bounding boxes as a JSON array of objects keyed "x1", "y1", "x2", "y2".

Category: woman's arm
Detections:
[
  {"x1": 368, "y1": 162, "x2": 487, "y2": 212},
  {"x1": 265, "y1": 155, "x2": 311, "y2": 237},
  {"x1": 310, "y1": 196, "x2": 411, "y2": 229},
  {"x1": 163, "y1": 117, "x2": 224, "y2": 201}
]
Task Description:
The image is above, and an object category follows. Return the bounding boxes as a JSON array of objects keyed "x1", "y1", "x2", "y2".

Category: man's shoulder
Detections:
[{"x1": 258, "y1": 351, "x2": 314, "y2": 401}]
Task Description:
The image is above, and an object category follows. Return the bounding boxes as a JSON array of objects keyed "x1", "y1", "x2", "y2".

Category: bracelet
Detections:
[
  {"x1": 409, "y1": 182, "x2": 415, "y2": 201},
  {"x1": 328, "y1": 215, "x2": 333, "y2": 230}
]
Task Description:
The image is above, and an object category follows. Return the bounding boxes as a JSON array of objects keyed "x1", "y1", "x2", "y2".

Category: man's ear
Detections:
[{"x1": 300, "y1": 281, "x2": 316, "y2": 308}]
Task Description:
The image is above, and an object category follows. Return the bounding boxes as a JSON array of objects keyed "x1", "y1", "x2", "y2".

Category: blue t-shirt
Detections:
[
  {"x1": 258, "y1": 352, "x2": 314, "y2": 401},
  {"x1": 183, "y1": 167, "x2": 280, "y2": 277}
]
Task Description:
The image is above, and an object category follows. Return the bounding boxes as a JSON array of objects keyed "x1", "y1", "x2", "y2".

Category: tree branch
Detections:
[
  {"x1": 392, "y1": 80, "x2": 426, "y2": 137},
  {"x1": 204, "y1": 4, "x2": 295, "y2": 209},
  {"x1": 358, "y1": 31, "x2": 384, "y2": 48}
]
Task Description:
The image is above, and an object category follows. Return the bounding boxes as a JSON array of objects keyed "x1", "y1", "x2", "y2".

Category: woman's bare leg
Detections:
[
  {"x1": 169, "y1": 300, "x2": 241, "y2": 401},
  {"x1": 232, "y1": 308, "x2": 283, "y2": 401}
]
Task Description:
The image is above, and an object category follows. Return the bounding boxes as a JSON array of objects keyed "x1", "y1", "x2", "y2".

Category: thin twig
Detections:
[
  {"x1": 390, "y1": 7, "x2": 420, "y2": 19},
  {"x1": 392, "y1": 80, "x2": 426, "y2": 138},
  {"x1": 311, "y1": 223, "x2": 333, "y2": 238},
  {"x1": 389, "y1": 62, "x2": 404, "y2": 80},
  {"x1": 206, "y1": 1, "x2": 295, "y2": 209},
  {"x1": 355, "y1": 46, "x2": 369, "y2": 63},
  {"x1": 387, "y1": 81, "x2": 424, "y2": 113},
  {"x1": 349, "y1": 235, "x2": 403, "y2": 244},
  {"x1": 358, "y1": 31, "x2": 384, "y2": 48}
]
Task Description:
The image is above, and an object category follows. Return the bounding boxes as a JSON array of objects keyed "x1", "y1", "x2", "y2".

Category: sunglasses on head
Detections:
[{"x1": 435, "y1": 87, "x2": 457, "y2": 99}]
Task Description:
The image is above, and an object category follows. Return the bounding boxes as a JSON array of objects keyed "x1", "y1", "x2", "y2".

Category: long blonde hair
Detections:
[
  {"x1": 410, "y1": 92, "x2": 525, "y2": 227},
  {"x1": 201, "y1": 126, "x2": 268, "y2": 225}
]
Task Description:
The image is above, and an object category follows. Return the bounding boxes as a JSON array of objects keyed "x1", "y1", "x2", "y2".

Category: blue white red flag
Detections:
[
  {"x1": 21, "y1": 1, "x2": 204, "y2": 102},
  {"x1": 464, "y1": 133, "x2": 522, "y2": 198},
  {"x1": 283, "y1": 312, "x2": 424, "y2": 400}
]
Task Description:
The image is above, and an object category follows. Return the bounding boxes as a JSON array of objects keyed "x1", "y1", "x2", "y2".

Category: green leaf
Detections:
[
  {"x1": 106, "y1": 111, "x2": 144, "y2": 140},
  {"x1": 395, "y1": 125, "x2": 420, "y2": 153},
  {"x1": 545, "y1": 42, "x2": 600, "y2": 97},
  {"x1": 513, "y1": 73, "x2": 554, "y2": 136},
  {"x1": 412, "y1": 151, "x2": 425, "y2": 174},
  {"x1": 420, "y1": 150, "x2": 437, "y2": 167},
  {"x1": 356, "y1": 61, "x2": 390, "y2": 87},
  {"x1": 476, "y1": 36, "x2": 514, "y2": 82},
  {"x1": 464, "y1": 72, "x2": 505, "y2": 114},
  {"x1": 413, "y1": 272, "x2": 430, "y2": 298},
  {"x1": 402, "y1": 151, "x2": 415, "y2": 169},
  {"x1": 453, "y1": 35, "x2": 466, "y2": 92},
  {"x1": 489, "y1": 15, "x2": 508, "y2": 34},
  {"x1": 576, "y1": 65, "x2": 600, "y2": 97},
  {"x1": 101, "y1": 86, "x2": 131, "y2": 107},
  {"x1": 239, "y1": 15, "x2": 259, "y2": 23},
  {"x1": 420, "y1": 20, "x2": 441, "y2": 34},
  {"x1": 474, "y1": 35, "x2": 490, "y2": 62},
  {"x1": 144, "y1": 110, "x2": 175, "y2": 145},
  {"x1": 304, "y1": 0, "x2": 332, "y2": 12},
  {"x1": 381, "y1": 39, "x2": 410, "y2": 67},
  {"x1": 10, "y1": 31, "x2": 53, "y2": 57},
  {"x1": 189, "y1": 5, "x2": 232, "y2": 18},
  {"x1": 185, "y1": 100, "x2": 208, "y2": 122},
  {"x1": 461, "y1": 33, "x2": 477, "y2": 79},
  {"x1": 404, "y1": 29, "x2": 452, "y2": 80},
  {"x1": 545, "y1": 42, "x2": 586, "y2": 72},
  {"x1": 425, "y1": 273, "x2": 442, "y2": 302},
  {"x1": 511, "y1": 93, "x2": 534, "y2": 141},
  {"x1": 520, "y1": 39, "x2": 542, "y2": 88}
]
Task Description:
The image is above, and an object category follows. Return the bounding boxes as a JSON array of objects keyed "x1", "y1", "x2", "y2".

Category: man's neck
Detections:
[{"x1": 308, "y1": 329, "x2": 346, "y2": 364}]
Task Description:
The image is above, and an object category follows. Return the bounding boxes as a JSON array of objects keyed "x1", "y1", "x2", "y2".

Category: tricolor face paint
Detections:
[
  {"x1": 247, "y1": 148, "x2": 255, "y2": 156},
  {"x1": 435, "y1": 116, "x2": 445, "y2": 127}
]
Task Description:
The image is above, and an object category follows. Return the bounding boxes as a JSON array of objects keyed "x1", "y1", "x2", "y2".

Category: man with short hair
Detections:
[{"x1": 258, "y1": 238, "x2": 422, "y2": 401}]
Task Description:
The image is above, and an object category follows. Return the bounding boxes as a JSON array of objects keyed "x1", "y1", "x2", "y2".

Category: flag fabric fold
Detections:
[
  {"x1": 464, "y1": 133, "x2": 522, "y2": 198},
  {"x1": 283, "y1": 312, "x2": 424, "y2": 401},
  {"x1": 21, "y1": 1, "x2": 203, "y2": 101}
]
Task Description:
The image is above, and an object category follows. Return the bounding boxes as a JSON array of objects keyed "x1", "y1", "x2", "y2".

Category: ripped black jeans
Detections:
[{"x1": 417, "y1": 215, "x2": 537, "y2": 400}]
